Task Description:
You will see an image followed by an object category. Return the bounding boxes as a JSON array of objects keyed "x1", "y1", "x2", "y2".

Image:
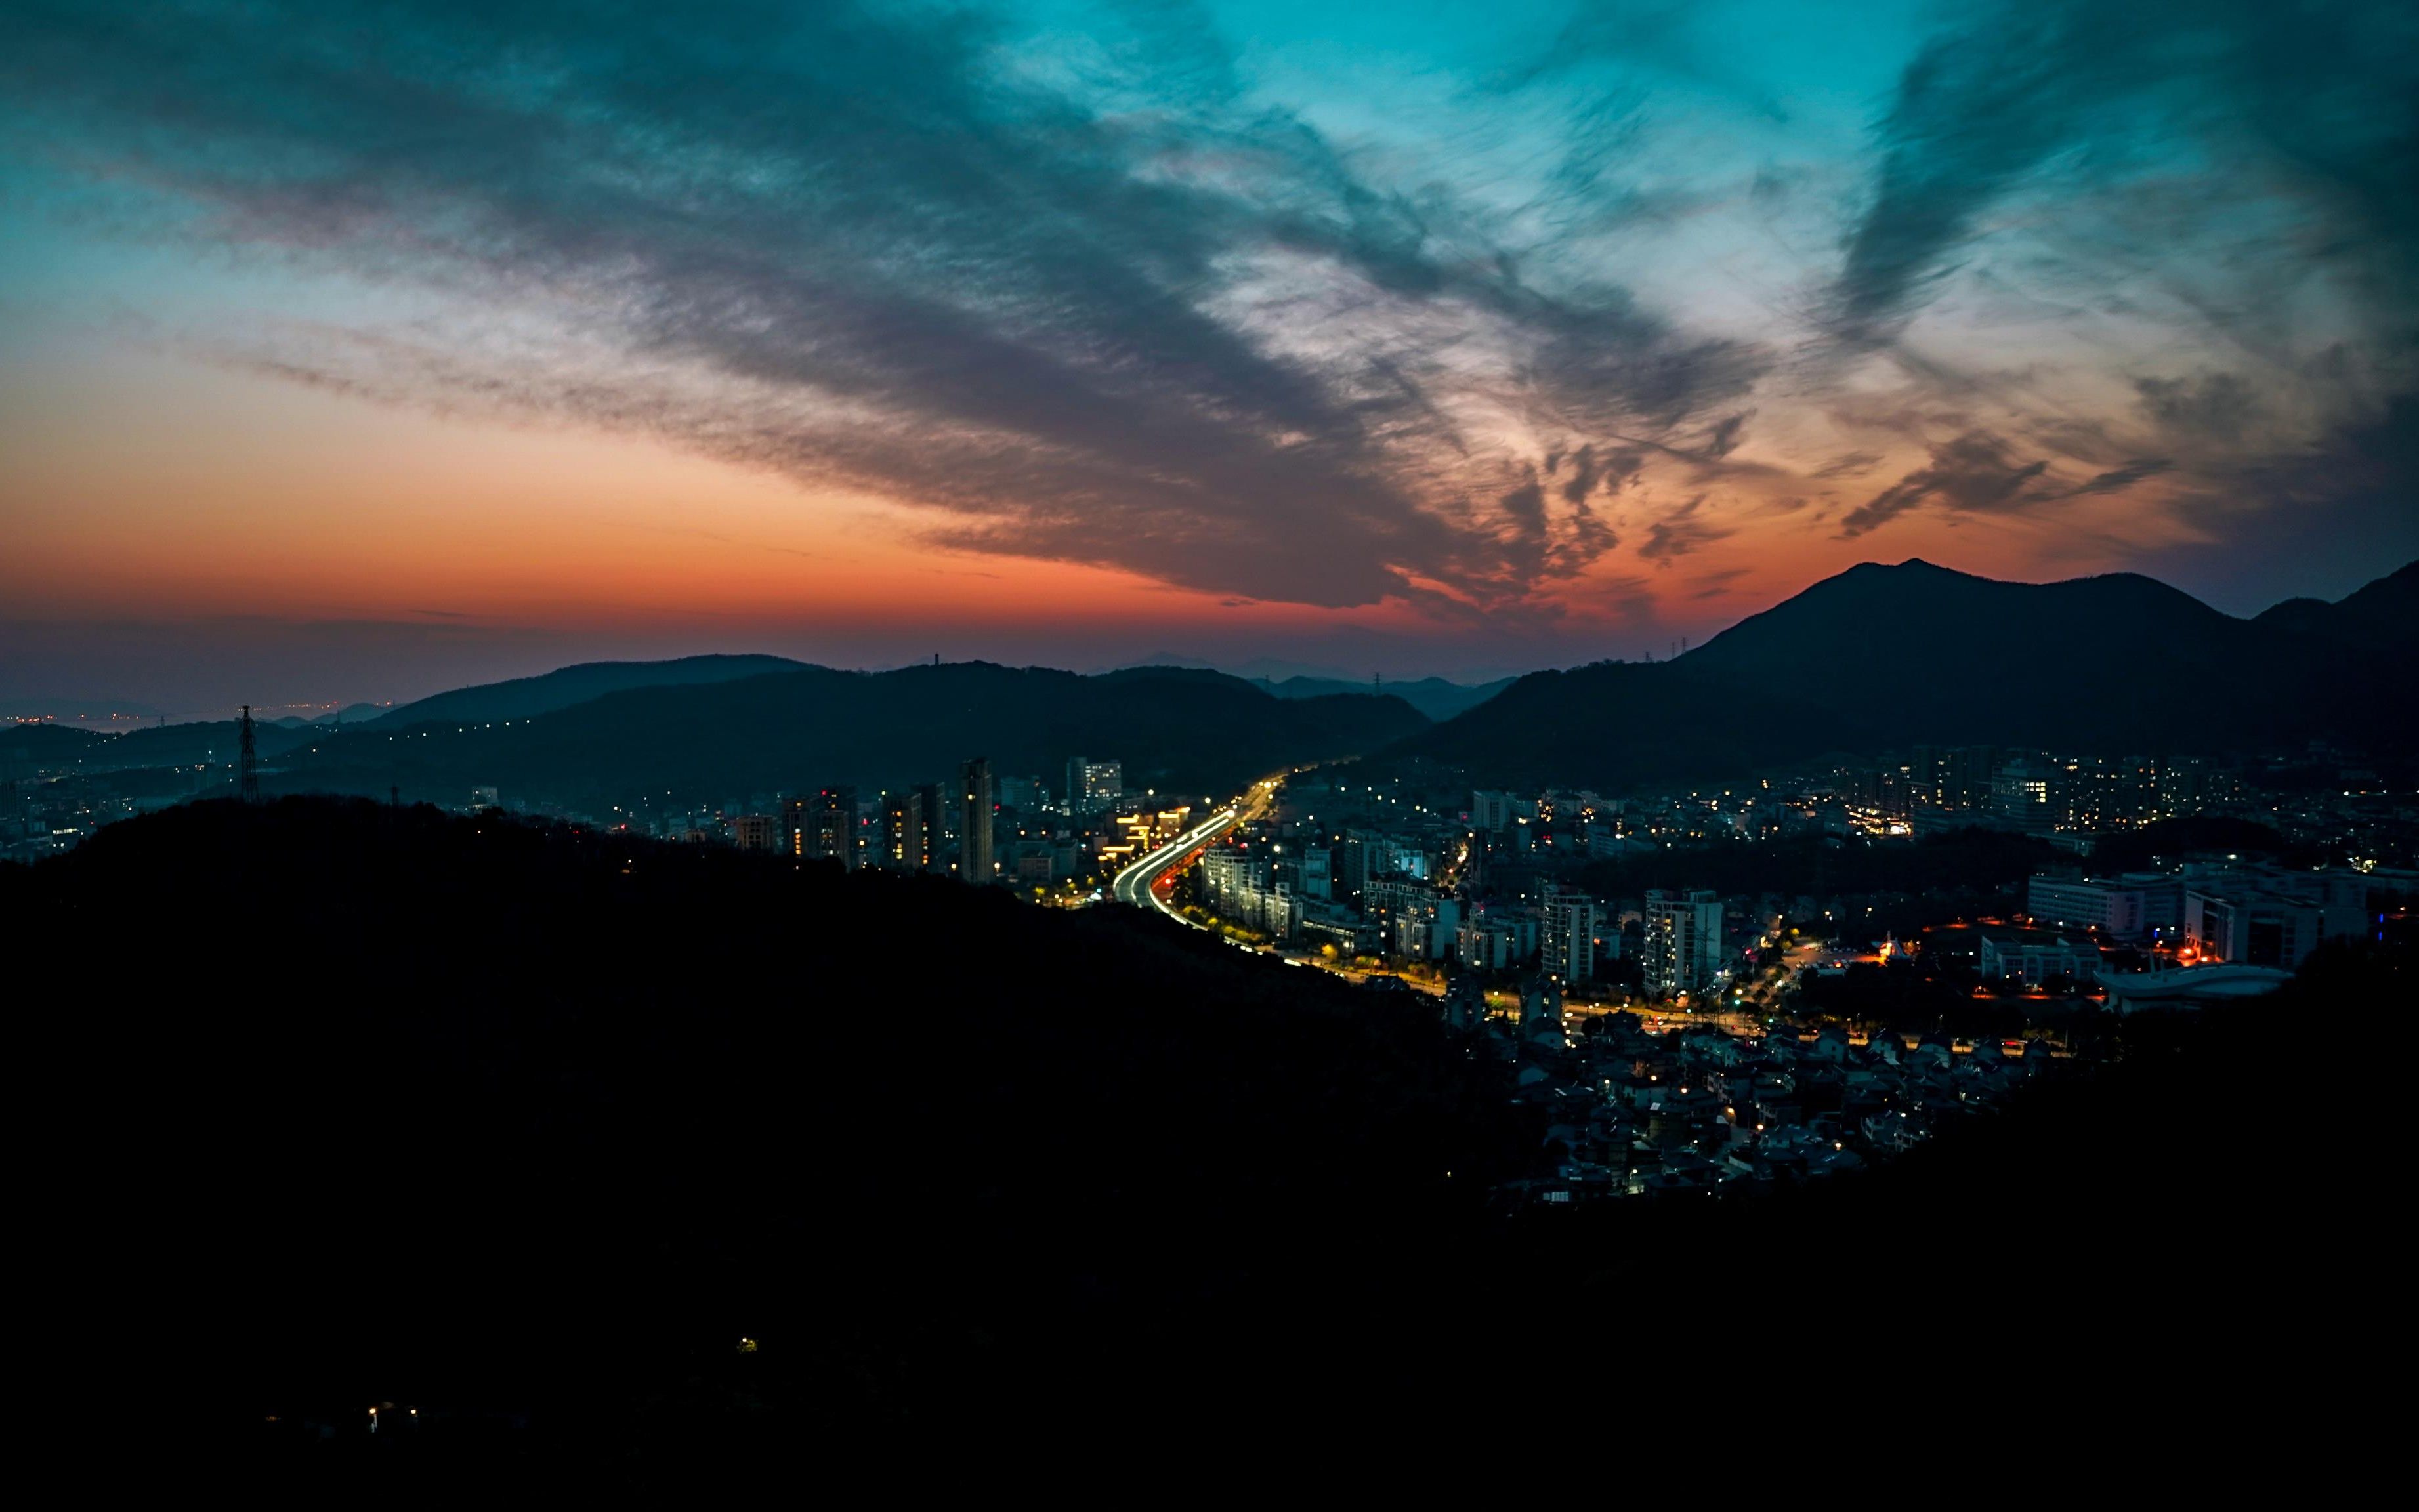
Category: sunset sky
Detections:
[{"x1": 5, "y1": 1, "x2": 2414, "y2": 712}]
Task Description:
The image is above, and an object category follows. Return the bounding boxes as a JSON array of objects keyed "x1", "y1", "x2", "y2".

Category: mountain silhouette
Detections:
[
  {"x1": 287, "y1": 661, "x2": 1428, "y2": 809},
  {"x1": 2253, "y1": 560, "x2": 2418, "y2": 644},
  {"x1": 1393, "y1": 558, "x2": 2417, "y2": 788},
  {"x1": 1252, "y1": 674, "x2": 1515, "y2": 721},
  {"x1": 7, "y1": 716, "x2": 321, "y2": 776},
  {"x1": 0, "y1": 722, "x2": 106, "y2": 773},
  {"x1": 368, "y1": 653, "x2": 810, "y2": 728}
]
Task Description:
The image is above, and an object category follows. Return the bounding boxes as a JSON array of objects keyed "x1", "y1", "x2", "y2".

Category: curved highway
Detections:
[{"x1": 1109, "y1": 807, "x2": 1238, "y2": 918}]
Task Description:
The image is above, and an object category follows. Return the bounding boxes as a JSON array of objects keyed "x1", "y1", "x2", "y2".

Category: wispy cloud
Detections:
[
  {"x1": 1838, "y1": 432, "x2": 2050, "y2": 538},
  {"x1": 1686, "y1": 565, "x2": 1750, "y2": 599},
  {"x1": 0, "y1": 0, "x2": 1761, "y2": 618},
  {"x1": 5, "y1": 0, "x2": 2412, "y2": 633},
  {"x1": 1809, "y1": 451, "x2": 1882, "y2": 480},
  {"x1": 1638, "y1": 494, "x2": 1733, "y2": 562},
  {"x1": 1817, "y1": 0, "x2": 2419, "y2": 569},
  {"x1": 2063, "y1": 459, "x2": 2173, "y2": 497}
]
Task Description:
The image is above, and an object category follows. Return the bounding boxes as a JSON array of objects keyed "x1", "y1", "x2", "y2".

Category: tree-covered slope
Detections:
[{"x1": 285, "y1": 661, "x2": 1430, "y2": 807}]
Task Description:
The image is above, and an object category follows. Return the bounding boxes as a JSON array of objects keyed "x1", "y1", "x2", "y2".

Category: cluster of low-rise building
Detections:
[
  {"x1": 2025, "y1": 860, "x2": 2378, "y2": 968},
  {"x1": 1467, "y1": 978, "x2": 2060, "y2": 1204},
  {"x1": 0, "y1": 759, "x2": 215, "y2": 860},
  {"x1": 2013, "y1": 854, "x2": 2414, "y2": 1009}
]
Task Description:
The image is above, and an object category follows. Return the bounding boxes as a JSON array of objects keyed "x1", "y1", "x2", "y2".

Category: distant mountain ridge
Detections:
[
  {"x1": 285, "y1": 661, "x2": 1429, "y2": 809},
  {"x1": 1391, "y1": 558, "x2": 2418, "y2": 789},
  {"x1": 1251, "y1": 675, "x2": 1515, "y2": 722},
  {"x1": 2252, "y1": 561, "x2": 2418, "y2": 642},
  {"x1": 369, "y1": 653, "x2": 809, "y2": 728},
  {"x1": 6, "y1": 715, "x2": 320, "y2": 775},
  {"x1": 1, "y1": 723, "x2": 108, "y2": 769}
]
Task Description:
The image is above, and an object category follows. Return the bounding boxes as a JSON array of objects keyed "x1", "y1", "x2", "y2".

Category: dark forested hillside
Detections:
[
  {"x1": 12, "y1": 796, "x2": 1515, "y2": 1457},
  {"x1": 279, "y1": 661, "x2": 1429, "y2": 809},
  {"x1": 1252, "y1": 673, "x2": 1516, "y2": 721},
  {"x1": 367, "y1": 653, "x2": 810, "y2": 728},
  {"x1": 0, "y1": 721, "x2": 106, "y2": 770},
  {"x1": 6, "y1": 715, "x2": 319, "y2": 776},
  {"x1": 11, "y1": 798, "x2": 2393, "y2": 1463}
]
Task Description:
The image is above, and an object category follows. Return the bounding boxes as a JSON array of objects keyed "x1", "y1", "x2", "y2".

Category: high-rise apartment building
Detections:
[
  {"x1": 1542, "y1": 891, "x2": 1604, "y2": 984},
  {"x1": 788, "y1": 786, "x2": 858, "y2": 869},
  {"x1": 1942, "y1": 746, "x2": 2000, "y2": 810},
  {"x1": 1339, "y1": 827, "x2": 1387, "y2": 898},
  {"x1": 1644, "y1": 888, "x2": 1724, "y2": 998},
  {"x1": 877, "y1": 790, "x2": 926, "y2": 872},
  {"x1": 1391, "y1": 896, "x2": 1461, "y2": 961},
  {"x1": 913, "y1": 783, "x2": 943, "y2": 870},
  {"x1": 1469, "y1": 790, "x2": 1516, "y2": 831},
  {"x1": 730, "y1": 813, "x2": 781, "y2": 852},
  {"x1": 1454, "y1": 900, "x2": 1540, "y2": 971},
  {"x1": 959, "y1": 757, "x2": 995, "y2": 884},
  {"x1": 1064, "y1": 757, "x2": 1123, "y2": 816}
]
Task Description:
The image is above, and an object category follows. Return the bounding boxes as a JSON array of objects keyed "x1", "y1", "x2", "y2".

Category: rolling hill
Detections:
[
  {"x1": 5, "y1": 716, "x2": 322, "y2": 776},
  {"x1": 0, "y1": 722, "x2": 108, "y2": 772},
  {"x1": 1252, "y1": 673, "x2": 1515, "y2": 721},
  {"x1": 367, "y1": 652, "x2": 810, "y2": 728},
  {"x1": 280, "y1": 660, "x2": 1429, "y2": 809}
]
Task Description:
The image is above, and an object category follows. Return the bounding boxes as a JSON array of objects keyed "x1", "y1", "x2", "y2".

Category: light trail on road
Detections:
[
  {"x1": 1106, "y1": 772, "x2": 1286, "y2": 922},
  {"x1": 1109, "y1": 807, "x2": 1238, "y2": 919}
]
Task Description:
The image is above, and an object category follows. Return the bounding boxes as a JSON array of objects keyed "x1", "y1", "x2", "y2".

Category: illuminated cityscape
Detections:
[{"x1": 4, "y1": 0, "x2": 2414, "y2": 1470}]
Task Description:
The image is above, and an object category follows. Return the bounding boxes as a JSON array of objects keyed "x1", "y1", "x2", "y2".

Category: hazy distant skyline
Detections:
[{"x1": 5, "y1": 1, "x2": 2415, "y2": 707}]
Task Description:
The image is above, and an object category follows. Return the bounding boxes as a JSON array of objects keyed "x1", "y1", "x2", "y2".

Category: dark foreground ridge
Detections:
[{"x1": 15, "y1": 797, "x2": 2398, "y2": 1465}]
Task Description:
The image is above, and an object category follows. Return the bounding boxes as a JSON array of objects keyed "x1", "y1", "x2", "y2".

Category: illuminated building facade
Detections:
[
  {"x1": 959, "y1": 757, "x2": 995, "y2": 884},
  {"x1": 1644, "y1": 888, "x2": 1723, "y2": 998}
]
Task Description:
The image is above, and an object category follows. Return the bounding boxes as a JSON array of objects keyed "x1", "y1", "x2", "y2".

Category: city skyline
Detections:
[
  {"x1": 7, "y1": 3, "x2": 2409, "y2": 1461},
  {"x1": 7, "y1": 1, "x2": 2415, "y2": 709}
]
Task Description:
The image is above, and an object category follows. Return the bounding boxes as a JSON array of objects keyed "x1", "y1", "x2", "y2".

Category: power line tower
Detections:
[{"x1": 238, "y1": 704, "x2": 260, "y2": 802}]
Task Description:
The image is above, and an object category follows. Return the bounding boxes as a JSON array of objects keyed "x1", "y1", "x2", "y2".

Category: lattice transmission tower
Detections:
[{"x1": 238, "y1": 704, "x2": 260, "y2": 802}]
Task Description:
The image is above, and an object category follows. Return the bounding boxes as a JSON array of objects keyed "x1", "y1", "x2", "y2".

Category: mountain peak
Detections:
[{"x1": 1395, "y1": 556, "x2": 2412, "y2": 788}]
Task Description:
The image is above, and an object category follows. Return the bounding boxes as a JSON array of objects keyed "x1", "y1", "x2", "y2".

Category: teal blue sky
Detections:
[{"x1": 3, "y1": 2, "x2": 2414, "y2": 707}]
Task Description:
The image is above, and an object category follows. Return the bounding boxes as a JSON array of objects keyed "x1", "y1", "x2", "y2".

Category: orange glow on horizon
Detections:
[{"x1": 1, "y1": 340, "x2": 2200, "y2": 655}]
